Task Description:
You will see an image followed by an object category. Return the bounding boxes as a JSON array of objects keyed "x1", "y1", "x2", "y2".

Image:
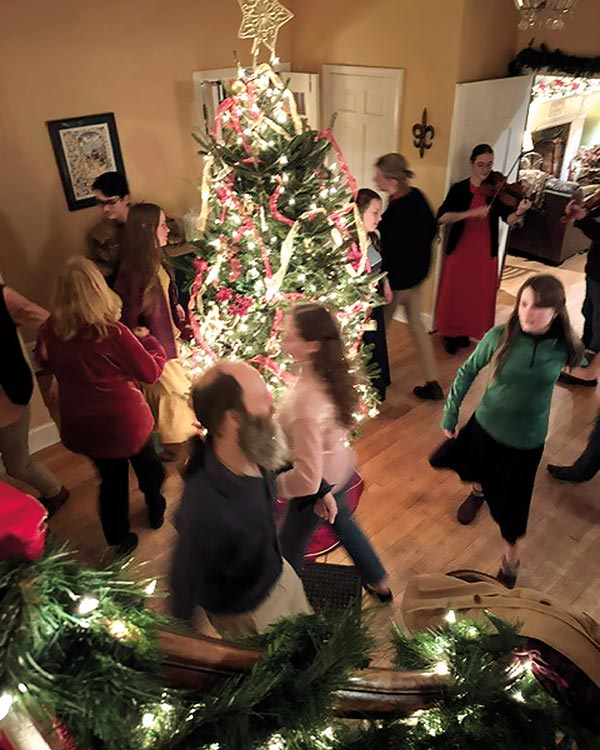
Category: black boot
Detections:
[
  {"x1": 496, "y1": 556, "x2": 520, "y2": 589},
  {"x1": 457, "y1": 492, "x2": 484, "y2": 524},
  {"x1": 444, "y1": 337, "x2": 459, "y2": 355},
  {"x1": 413, "y1": 381, "x2": 444, "y2": 401},
  {"x1": 146, "y1": 494, "x2": 167, "y2": 529}
]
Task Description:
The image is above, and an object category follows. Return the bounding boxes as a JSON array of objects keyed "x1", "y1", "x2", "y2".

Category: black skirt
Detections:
[
  {"x1": 429, "y1": 415, "x2": 544, "y2": 544},
  {"x1": 362, "y1": 305, "x2": 391, "y2": 400}
]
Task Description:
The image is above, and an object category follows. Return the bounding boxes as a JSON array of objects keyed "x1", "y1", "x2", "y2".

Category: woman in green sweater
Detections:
[{"x1": 430, "y1": 275, "x2": 582, "y2": 588}]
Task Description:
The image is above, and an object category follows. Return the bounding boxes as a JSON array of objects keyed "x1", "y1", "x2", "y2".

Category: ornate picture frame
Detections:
[{"x1": 46, "y1": 112, "x2": 126, "y2": 211}]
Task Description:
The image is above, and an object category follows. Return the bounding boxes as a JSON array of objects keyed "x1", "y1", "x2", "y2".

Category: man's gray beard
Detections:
[{"x1": 238, "y1": 413, "x2": 287, "y2": 472}]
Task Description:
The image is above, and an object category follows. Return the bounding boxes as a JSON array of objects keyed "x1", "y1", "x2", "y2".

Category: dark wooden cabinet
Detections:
[{"x1": 509, "y1": 190, "x2": 589, "y2": 266}]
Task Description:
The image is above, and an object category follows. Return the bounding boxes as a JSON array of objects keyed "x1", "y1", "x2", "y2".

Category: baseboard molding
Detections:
[
  {"x1": 392, "y1": 308, "x2": 434, "y2": 333},
  {"x1": 29, "y1": 421, "x2": 60, "y2": 454}
]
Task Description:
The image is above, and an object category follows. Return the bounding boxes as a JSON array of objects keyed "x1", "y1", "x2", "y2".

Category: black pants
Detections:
[
  {"x1": 90, "y1": 440, "x2": 165, "y2": 545},
  {"x1": 571, "y1": 416, "x2": 600, "y2": 481}
]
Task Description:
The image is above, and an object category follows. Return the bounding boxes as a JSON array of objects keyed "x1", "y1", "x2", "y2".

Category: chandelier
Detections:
[{"x1": 513, "y1": 0, "x2": 578, "y2": 30}]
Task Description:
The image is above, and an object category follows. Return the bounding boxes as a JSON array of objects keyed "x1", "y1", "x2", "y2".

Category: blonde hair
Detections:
[{"x1": 51, "y1": 256, "x2": 122, "y2": 341}]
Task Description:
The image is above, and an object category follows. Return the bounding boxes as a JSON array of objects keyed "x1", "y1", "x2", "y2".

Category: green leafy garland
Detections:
[
  {"x1": 509, "y1": 44, "x2": 600, "y2": 77},
  {"x1": 0, "y1": 545, "x2": 597, "y2": 750}
]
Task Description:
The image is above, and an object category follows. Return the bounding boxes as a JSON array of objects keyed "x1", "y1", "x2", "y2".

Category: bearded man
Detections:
[{"x1": 169, "y1": 360, "x2": 313, "y2": 637}]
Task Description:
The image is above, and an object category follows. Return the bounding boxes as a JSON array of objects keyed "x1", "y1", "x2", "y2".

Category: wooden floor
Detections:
[{"x1": 33, "y1": 251, "x2": 599, "y2": 645}]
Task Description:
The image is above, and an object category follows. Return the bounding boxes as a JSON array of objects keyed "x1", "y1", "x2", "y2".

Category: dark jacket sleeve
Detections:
[
  {"x1": 575, "y1": 216, "x2": 600, "y2": 243},
  {"x1": 437, "y1": 180, "x2": 472, "y2": 256},
  {"x1": 380, "y1": 189, "x2": 436, "y2": 289},
  {"x1": 437, "y1": 181, "x2": 470, "y2": 221}
]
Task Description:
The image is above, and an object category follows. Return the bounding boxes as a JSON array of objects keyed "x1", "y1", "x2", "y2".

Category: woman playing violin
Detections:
[{"x1": 435, "y1": 144, "x2": 532, "y2": 354}]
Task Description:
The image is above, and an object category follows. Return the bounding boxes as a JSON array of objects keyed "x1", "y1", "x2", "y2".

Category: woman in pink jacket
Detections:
[
  {"x1": 37, "y1": 257, "x2": 167, "y2": 556},
  {"x1": 277, "y1": 303, "x2": 392, "y2": 602}
]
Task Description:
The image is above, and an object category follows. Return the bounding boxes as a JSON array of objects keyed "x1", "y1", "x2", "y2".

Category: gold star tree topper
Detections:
[{"x1": 237, "y1": 0, "x2": 294, "y2": 58}]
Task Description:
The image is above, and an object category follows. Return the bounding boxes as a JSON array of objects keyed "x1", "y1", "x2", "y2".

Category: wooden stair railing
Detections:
[{"x1": 158, "y1": 627, "x2": 448, "y2": 717}]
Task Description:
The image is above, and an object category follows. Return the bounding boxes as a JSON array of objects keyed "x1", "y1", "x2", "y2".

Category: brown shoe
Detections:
[
  {"x1": 496, "y1": 557, "x2": 520, "y2": 589},
  {"x1": 456, "y1": 492, "x2": 484, "y2": 525}
]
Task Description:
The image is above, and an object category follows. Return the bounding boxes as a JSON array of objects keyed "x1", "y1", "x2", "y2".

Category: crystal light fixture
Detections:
[{"x1": 514, "y1": 0, "x2": 578, "y2": 30}]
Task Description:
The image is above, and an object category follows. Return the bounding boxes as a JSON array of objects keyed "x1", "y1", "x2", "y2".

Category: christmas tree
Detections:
[{"x1": 183, "y1": 62, "x2": 381, "y2": 417}]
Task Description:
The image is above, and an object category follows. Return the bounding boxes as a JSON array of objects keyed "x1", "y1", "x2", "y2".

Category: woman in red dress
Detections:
[{"x1": 435, "y1": 144, "x2": 531, "y2": 354}]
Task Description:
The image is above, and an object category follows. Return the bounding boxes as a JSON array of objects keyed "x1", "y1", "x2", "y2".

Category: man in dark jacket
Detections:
[
  {"x1": 557, "y1": 200, "x2": 600, "y2": 389},
  {"x1": 169, "y1": 360, "x2": 311, "y2": 637}
]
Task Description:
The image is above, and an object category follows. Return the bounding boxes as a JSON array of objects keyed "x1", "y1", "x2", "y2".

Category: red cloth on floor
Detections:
[
  {"x1": 0, "y1": 482, "x2": 47, "y2": 561},
  {"x1": 435, "y1": 184, "x2": 497, "y2": 340}
]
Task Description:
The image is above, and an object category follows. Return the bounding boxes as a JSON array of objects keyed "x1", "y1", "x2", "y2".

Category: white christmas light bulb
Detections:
[
  {"x1": 144, "y1": 579, "x2": 157, "y2": 596},
  {"x1": 434, "y1": 661, "x2": 450, "y2": 676},
  {"x1": 0, "y1": 693, "x2": 14, "y2": 721},
  {"x1": 107, "y1": 620, "x2": 128, "y2": 639},
  {"x1": 279, "y1": 155, "x2": 288, "y2": 165},
  {"x1": 141, "y1": 712, "x2": 155, "y2": 728},
  {"x1": 77, "y1": 596, "x2": 100, "y2": 616},
  {"x1": 444, "y1": 609, "x2": 456, "y2": 624}
]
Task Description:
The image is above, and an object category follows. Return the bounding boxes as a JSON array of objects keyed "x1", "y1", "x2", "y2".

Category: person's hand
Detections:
[
  {"x1": 469, "y1": 205, "x2": 489, "y2": 219},
  {"x1": 516, "y1": 198, "x2": 532, "y2": 216},
  {"x1": 175, "y1": 304, "x2": 186, "y2": 322},
  {"x1": 383, "y1": 279, "x2": 394, "y2": 304},
  {"x1": 443, "y1": 428, "x2": 458, "y2": 439},
  {"x1": 313, "y1": 492, "x2": 338, "y2": 524},
  {"x1": 565, "y1": 199, "x2": 588, "y2": 222},
  {"x1": 132, "y1": 326, "x2": 150, "y2": 339}
]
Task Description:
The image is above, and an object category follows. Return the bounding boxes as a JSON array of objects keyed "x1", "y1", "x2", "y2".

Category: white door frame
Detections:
[{"x1": 429, "y1": 75, "x2": 534, "y2": 331}]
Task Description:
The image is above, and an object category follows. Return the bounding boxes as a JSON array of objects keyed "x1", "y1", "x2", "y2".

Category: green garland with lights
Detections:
[
  {"x1": 0, "y1": 545, "x2": 597, "y2": 750},
  {"x1": 509, "y1": 44, "x2": 600, "y2": 77}
]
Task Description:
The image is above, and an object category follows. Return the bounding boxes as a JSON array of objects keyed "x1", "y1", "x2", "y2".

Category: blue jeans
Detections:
[
  {"x1": 582, "y1": 276, "x2": 600, "y2": 352},
  {"x1": 278, "y1": 479, "x2": 387, "y2": 585}
]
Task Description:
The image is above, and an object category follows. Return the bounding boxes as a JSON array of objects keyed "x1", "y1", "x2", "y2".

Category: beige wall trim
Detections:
[{"x1": 30, "y1": 421, "x2": 60, "y2": 455}]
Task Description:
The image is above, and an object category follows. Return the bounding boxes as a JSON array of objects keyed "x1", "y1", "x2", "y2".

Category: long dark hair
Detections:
[
  {"x1": 292, "y1": 303, "x2": 358, "y2": 429},
  {"x1": 355, "y1": 188, "x2": 382, "y2": 250},
  {"x1": 119, "y1": 202, "x2": 164, "y2": 313},
  {"x1": 493, "y1": 274, "x2": 582, "y2": 378}
]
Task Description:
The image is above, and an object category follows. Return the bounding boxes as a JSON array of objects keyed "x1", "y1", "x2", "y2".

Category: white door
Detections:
[
  {"x1": 192, "y1": 64, "x2": 320, "y2": 135},
  {"x1": 322, "y1": 65, "x2": 404, "y2": 189},
  {"x1": 429, "y1": 74, "x2": 534, "y2": 325}
]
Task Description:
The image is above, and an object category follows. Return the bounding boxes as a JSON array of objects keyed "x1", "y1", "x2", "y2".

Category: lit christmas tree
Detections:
[{"x1": 183, "y1": 62, "x2": 382, "y2": 417}]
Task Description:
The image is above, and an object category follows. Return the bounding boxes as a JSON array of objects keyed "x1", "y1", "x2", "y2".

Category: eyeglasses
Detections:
[{"x1": 95, "y1": 196, "x2": 122, "y2": 206}]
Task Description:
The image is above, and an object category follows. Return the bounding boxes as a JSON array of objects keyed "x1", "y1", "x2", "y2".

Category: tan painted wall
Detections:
[
  {"x1": 289, "y1": 0, "x2": 465, "y2": 208},
  {"x1": 515, "y1": 0, "x2": 600, "y2": 58},
  {"x1": 289, "y1": 0, "x2": 520, "y2": 326},
  {"x1": 457, "y1": 0, "x2": 519, "y2": 83},
  {"x1": 0, "y1": 0, "x2": 290, "y2": 428}
]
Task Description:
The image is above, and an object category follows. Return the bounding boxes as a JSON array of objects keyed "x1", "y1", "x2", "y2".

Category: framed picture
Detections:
[{"x1": 46, "y1": 112, "x2": 126, "y2": 211}]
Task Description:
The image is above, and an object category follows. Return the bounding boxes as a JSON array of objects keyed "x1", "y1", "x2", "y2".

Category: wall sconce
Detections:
[{"x1": 412, "y1": 108, "x2": 435, "y2": 158}]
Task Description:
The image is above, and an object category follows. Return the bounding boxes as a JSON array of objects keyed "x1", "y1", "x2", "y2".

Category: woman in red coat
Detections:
[{"x1": 37, "y1": 257, "x2": 167, "y2": 556}]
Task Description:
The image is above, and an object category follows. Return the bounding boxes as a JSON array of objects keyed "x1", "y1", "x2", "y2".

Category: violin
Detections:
[
  {"x1": 479, "y1": 170, "x2": 527, "y2": 209},
  {"x1": 562, "y1": 187, "x2": 600, "y2": 224}
]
